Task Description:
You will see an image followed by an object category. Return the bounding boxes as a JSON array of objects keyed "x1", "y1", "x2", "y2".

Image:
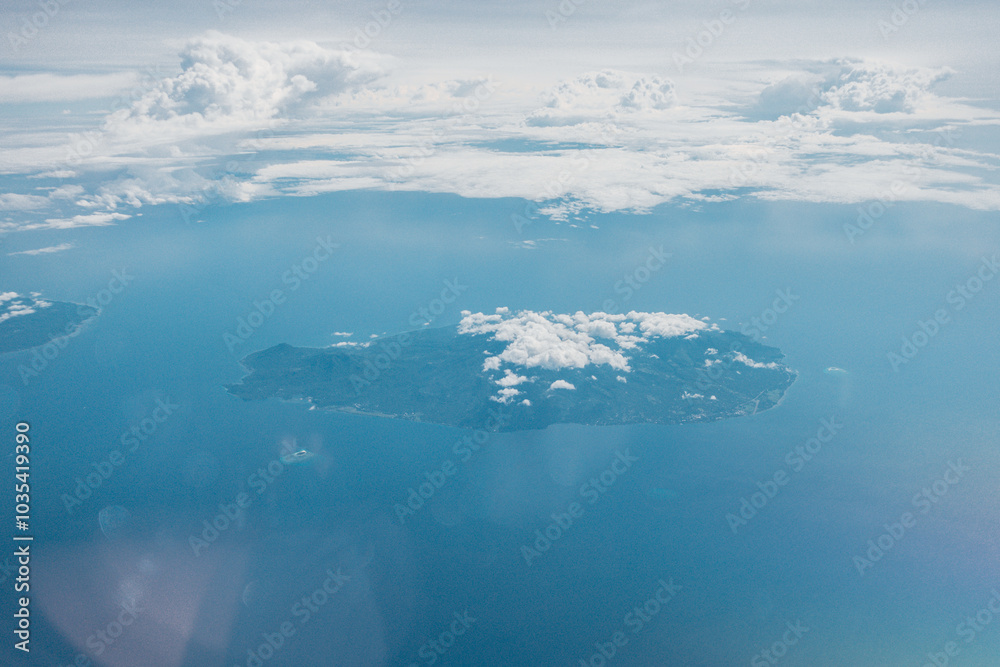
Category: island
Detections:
[
  {"x1": 225, "y1": 309, "x2": 797, "y2": 432},
  {"x1": 0, "y1": 292, "x2": 99, "y2": 355}
]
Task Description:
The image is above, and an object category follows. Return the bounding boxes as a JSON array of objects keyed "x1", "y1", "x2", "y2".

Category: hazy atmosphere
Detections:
[{"x1": 2, "y1": 1, "x2": 999, "y2": 666}]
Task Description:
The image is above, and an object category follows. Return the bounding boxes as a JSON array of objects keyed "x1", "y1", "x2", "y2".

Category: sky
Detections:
[{"x1": 1, "y1": 0, "x2": 999, "y2": 245}]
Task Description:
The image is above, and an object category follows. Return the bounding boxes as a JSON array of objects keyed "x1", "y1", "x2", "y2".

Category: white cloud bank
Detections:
[
  {"x1": 238, "y1": 59, "x2": 1000, "y2": 217},
  {"x1": 2, "y1": 36, "x2": 1000, "y2": 230}
]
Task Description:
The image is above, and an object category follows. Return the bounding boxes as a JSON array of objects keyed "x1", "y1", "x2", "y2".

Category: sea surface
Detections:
[{"x1": 2, "y1": 191, "x2": 998, "y2": 666}]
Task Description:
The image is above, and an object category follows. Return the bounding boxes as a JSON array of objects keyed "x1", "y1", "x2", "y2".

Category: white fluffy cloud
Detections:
[
  {"x1": 527, "y1": 69, "x2": 676, "y2": 126},
  {"x1": 459, "y1": 308, "x2": 710, "y2": 374},
  {"x1": 459, "y1": 308, "x2": 712, "y2": 404},
  {"x1": 0, "y1": 293, "x2": 51, "y2": 324},
  {"x1": 821, "y1": 61, "x2": 952, "y2": 114},
  {"x1": 755, "y1": 59, "x2": 953, "y2": 117},
  {"x1": 733, "y1": 352, "x2": 780, "y2": 369},
  {"x1": 104, "y1": 31, "x2": 386, "y2": 142}
]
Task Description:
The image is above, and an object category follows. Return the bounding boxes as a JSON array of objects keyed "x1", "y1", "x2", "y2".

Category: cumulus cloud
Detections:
[
  {"x1": 104, "y1": 31, "x2": 386, "y2": 142},
  {"x1": 755, "y1": 59, "x2": 953, "y2": 118},
  {"x1": 821, "y1": 61, "x2": 951, "y2": 113},
  {"x1": 549, "y1": 380, "x2": 576, "y2": 390},
  {"x1": 0, "y1": 32, "x2": 392, "y2": 222},
  {"x1": 0, "y1": 293, "x2": 52, "y2": 324},
  {"x1": 527, "y1": 69, "x2": 676, "y2": 126},
  {"x1": 458, "y1": 308, "x2": 712, "y2": 386},
  {"x1": 496, "y1": 369, "x2": 529, "y2": 387},
  {"x1": 733, "y1": 352, "x2": 780, "y2": 369},
  {"x1": 490, "y1": 387, "x2": 523, "y2": 404}
]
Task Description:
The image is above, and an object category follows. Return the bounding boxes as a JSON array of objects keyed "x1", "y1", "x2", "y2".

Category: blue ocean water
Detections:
[{"x1": 2, "y1": 192, "x2": 998, "y2": 666}]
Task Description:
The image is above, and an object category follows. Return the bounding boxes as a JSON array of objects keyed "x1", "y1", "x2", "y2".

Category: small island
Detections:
[
  {"x1": 0, "y1": 292, "x2": 98, "y2": 355},
  {"x1": 226, "y1": 309, "x2": 797, "y2": 432}
]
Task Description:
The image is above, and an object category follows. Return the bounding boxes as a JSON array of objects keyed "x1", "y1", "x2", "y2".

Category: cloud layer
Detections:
[{"x1": 2, "y1": 35, "x2": 999, "y2": 231}]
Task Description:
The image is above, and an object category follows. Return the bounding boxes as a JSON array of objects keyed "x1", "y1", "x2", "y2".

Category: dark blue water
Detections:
[{"x1": 2, "y1": 192, "x2": 998, "y2": 666}]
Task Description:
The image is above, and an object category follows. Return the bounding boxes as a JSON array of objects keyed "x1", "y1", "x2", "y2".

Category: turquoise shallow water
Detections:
[{"x1": 2, "y1": 192, "x2": 998, "y2": 666}]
